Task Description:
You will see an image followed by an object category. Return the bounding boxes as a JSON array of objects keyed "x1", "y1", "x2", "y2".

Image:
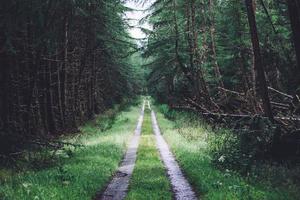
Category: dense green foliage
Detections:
[
  {"x1": 208, "y1": 117, "x2": 277, "y2": 173},
  {"x1": 144, "y1": 0, "x2": 299, "y2": 102}
]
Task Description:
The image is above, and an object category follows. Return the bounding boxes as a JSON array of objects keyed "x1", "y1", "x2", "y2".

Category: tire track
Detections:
[
  {"x1": 151, "y1": 110, "x2": 198, "y2": 200},
  {"x1": 97, "y1": 102, "x2": 145, "y2": 200}
]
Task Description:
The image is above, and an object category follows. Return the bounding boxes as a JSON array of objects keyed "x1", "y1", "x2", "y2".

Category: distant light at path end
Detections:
[{"x1": 124, "y1": 1, "x2": 153, "y2": 40}]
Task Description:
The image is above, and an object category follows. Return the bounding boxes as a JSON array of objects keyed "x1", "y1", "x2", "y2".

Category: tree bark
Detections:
[
  {"x1": 0, "y1": 53, "x2": 9, "y2": 130},
  {"x1": 196, "y1": 0, "x2": 213, "y2": 106},
  {"x1": 245, "y1": 0, "x2": 274, "y2": 121},
  {"x1": 172, "y1": 0, "x2": 193, "y2": 84},
  {"x1": 286, "y1": 0, "x2": 300, "y2": 85},
  {"x1": 46, "y1": 60, "x2": 56, "y2": 133},
  {"x1": 209, "y1": 0, "x2": 225, "y2": 91}
]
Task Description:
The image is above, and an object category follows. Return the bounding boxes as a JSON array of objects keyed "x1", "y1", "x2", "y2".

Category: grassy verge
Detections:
[
  {"x1": 0, "y1": 105, "x2": 140, "y2": 200},
  {"x1": 155, "y1": 110, "x2": 300, "y2": 200},
  {"x1": 126, "y1": 109, "x2": 172, "y2": 200}
]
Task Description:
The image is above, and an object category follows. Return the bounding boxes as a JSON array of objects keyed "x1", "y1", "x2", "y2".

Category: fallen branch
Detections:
[
  {"x1": 268, "y1": 87, "x2": 293, "y2": 99},
  {"x1": 217, "y1": 87, "x2": 245, "y2": 96},
  {"x1": 184, "y1": 98, "x2": 211, "y2": 113},
  {"x1": 202, "y1": 112, "x2": 300, "y2": 121},
  {"x1": 30, "y1": 140, "x2": 83, "y2": 149},
  {"x1": 172, "y1": 105, "x2": 300, "y2": 121},
  {"x1": 270, "y1": 101, "x2": 290, "y2": 108}
]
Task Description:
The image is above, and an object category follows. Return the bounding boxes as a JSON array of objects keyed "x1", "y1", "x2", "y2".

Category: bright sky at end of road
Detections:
[{"x1": 124, "y1": 0, "x2": 153, "y2": 40}]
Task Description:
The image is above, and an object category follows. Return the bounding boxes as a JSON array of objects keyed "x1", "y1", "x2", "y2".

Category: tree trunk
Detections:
[
  {"x1": 45, "y1": 60, "x2": 56, "y2": 133},
  {"x1": 196, "y1": 0, "x2": 213, "y2": 106},
  {"x1": 57, "y1": 49, "x2": 64, "y2": 129},
  {"x1": 172, "y1": 0, "x2": 193, "y2": 84},
  {"x1": 209, "y1": 0, "x2": 225, "y2": 91},
  {"x1": 61, "y1": 12, "x2": 69, "y2": 127},
  {"x1": 286, "y1": 0, "x2": 300, "y2": 85},
  {"x1": 0, "y1": 53, "x2": 9, "y2": 130},
  {"x1": 245, "y1": 0, "x2": 273, "y2": 121}
]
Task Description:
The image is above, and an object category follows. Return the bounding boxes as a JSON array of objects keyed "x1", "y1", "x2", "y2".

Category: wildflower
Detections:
[{"x1": 218, "y1": 155, "x2": 225, "y2": 162}]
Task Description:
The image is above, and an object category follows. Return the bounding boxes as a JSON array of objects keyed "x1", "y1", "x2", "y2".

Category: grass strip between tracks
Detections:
[{"x1": 126, "y1": 108, "x2": 172, "y2": 200}]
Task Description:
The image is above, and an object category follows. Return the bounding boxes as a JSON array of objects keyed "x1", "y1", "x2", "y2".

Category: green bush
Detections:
[
  {"x1": 208, "y1": 130, "x2": 245, "y2": 172},
  {"x1": 157, "y1": 104, "x2": 177, "y2": 120},
  {"x1": 209, "y1": 116, "x2": 277, "y2": 174},
  {"x1": 95, "y1": 108, "x2": 118, "y2": 132}
]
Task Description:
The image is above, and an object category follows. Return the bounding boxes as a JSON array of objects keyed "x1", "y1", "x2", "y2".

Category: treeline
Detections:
[
  {"x1": 144, "y1": 0, "x2": 300, "y2": 157},
  {"x1": 145, "y1": 0, "x2": 300, "y2": 121},
  {"x1": 0, "y1": 0, "x2": 140, "y2": 154}
]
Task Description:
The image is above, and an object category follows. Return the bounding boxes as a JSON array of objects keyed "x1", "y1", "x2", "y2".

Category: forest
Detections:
[
  {"x1": 0, "y1": 0, "x2": 143, "y2": 154},
  {"x1": 145, "y1": 0, "x2": 300, "y2": 160},
  {"x1": 0, "y1": 0, "x2": 300, "y2": 199}
]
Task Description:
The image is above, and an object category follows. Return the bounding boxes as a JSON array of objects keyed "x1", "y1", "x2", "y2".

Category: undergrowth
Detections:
[{"x1": 156, "y1": 103, "x2": 300, "y2": 200}]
